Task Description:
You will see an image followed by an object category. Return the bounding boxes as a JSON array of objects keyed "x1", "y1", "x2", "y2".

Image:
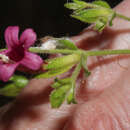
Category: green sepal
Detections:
[
  {"x1": 64, "y1": 3, "x2": 86, "y2": 10},
  {"x1": 57, "y1": 39, "x2": 78, "y2": 50},
  {"x1": 73, "y1": 0, "x2": 89, "y2": 8},
  {"x1": 0, "y1": 84, "x2": 19, "y2": 97},
  {"x1": 65, "y1": 0, "x2": 88, "y2": 10},
  {"x1": 92, "y1": 0, "x2": 111, "y2": 9},
  {"x1": 45, "y1": 54, "x2": 81, "y2": 70},
  {"x1": 81, "y1": 54, "x2": 91, "y2": 77},
  {"x1": 109, "y1": 12, "x2": 116, "y2": 26},
  {"x1": 50, "y1": 63, "x2": 82, "y2": 108},
  {"x1": 67, "y1": 87, "x2": 77, "y2": 104},
  {"x1": 52, "y1": 78, "x2": 71, "y2": 88},
  {"x1": 50, "y1": 84, "x2": 70, "y2": 108},
  {"x1": 50, "y1": 82, "x2": 77, "y2": 108},
  {"x1": 0, "y1": 83, "x2": 23, "y2": 97},
  {"x1": 36, "y1": 64, "x2": 74, "y2": 78},
  {"x1": 65, "y1": 0, "x2": 116, "y2": 32},
  {"x1": 51, "y1": 77, "x2": 76, "y2": 106},
  {"x1": 73, "y1": 0, "x2": 85, "y2": 4},
  {"x1": 10, "y1": 75, "x2": 29, "y2": 88},
  {"x1": 94, "y1": 17, "x2": 107, "y2": 31},
  {"x1": 94, "y1": 20, "x2": 105, "y2": 32},
  {"x1": 72, "y1": 8, "x2": 111, "y2": 23},
  {"x1": 0, "y1": 75, "x2": 29, "y2": 97}
]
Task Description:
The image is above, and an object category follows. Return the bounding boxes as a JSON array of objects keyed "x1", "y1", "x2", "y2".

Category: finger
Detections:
[
  {"x1": 64, "y1": 77, "x2": 130, "y2": 130},
  {"x1": 0, "y1": 78, "x2": 76, "y2": 130}
]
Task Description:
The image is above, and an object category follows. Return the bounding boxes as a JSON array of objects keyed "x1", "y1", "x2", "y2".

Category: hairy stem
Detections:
[
  {"x1": 116, "y1": 13, "x2": 130, "y2": 21},
  {"x1": 30, "y1": 47, "x2": 130, "y2": 57},
  {"x1": 29, "y1": 47, "x2": 81, "y2": 54},
  {"x1": 0, "y1": 49, "x2": 6, "y2": 52},
  {"x1": 86, "y1": 49, "x2": 130, "y2": 56}
]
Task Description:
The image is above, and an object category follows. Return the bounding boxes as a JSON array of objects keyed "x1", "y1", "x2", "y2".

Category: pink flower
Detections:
[{"x1": 0, "y1": 26, "x2": 43, "y2": 82}]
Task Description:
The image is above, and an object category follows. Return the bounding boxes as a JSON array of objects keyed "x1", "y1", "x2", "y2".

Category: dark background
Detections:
[{"x1": 0, "y1": 0, "x2": 122, "y2": 47}]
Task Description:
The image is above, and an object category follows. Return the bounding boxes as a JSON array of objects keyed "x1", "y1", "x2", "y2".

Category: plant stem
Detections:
[
  {"x1": 29, "y1": 47, "x2": 81, "y2": 54},
  {"x1": 71, "y1": 62, "x2": 81, "y2": 80},
  {"x1": 71, "y1": 62, "x2": 81, "y2": 98},
  {"x1": 85, "y1": 49, "x2": 130, "y2": 56},
  {"x1": 116, "y1": 13, "x2": 130, "y2": 21},
  {"x1": 30, "y1": 47, "x2": 130, "y2": 57},
  {"x1": 0, "y1": 49, "x2": 6, "y2": 52}
]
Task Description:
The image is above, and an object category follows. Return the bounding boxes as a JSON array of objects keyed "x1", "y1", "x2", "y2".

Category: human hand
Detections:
[{"x1": 0, "y1": 0, "x2": 130, "y2": 129}]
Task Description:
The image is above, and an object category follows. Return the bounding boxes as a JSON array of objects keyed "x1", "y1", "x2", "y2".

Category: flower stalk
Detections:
[
  {"x1": 29, "y1": 47, "x2": 80, "y2": 54},
  {"x1": 29, "y1": 47, "x2": 130, "y2": 57},
  {"x1": 116, "y1": 13, "x2": 130, "y2": 21}
]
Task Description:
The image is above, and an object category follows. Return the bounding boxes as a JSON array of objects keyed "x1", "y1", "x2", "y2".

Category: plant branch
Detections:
[
  {"x1": 116, "y1": 13, "x2": 130, "y2": 21},
  {"x1": 29, "y1": 47, "x2": 81, "y2": 54},
  {"x1": 85, "y1": 49, "x2": 130, "y2": 56},
  {"x1": 30, "y1": 47, "x2": 130, "y2": 57}
]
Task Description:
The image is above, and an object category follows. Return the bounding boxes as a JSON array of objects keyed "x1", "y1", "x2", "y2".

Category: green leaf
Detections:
[
  {"x1": 50, "y1": 85, "x2": 70, "y2": 108},
  {"x1": 81, "y1": 54, "x2": 91, "y2": 77},
  {"x1": 92, "y1": 0, "x2": 111, "y2": 9},
  {"x1": 45, "y1": 54, "x2": 81, "y2": 70},
  {"x1": 72, "y1": 8, "x2": 111, "y2": 23},
  {"x1": 36, "y1": 64, "x2": 74, "y2": 78},
  {"x1": 57, "y1": 39, "x2": 78, "y2": 50}
]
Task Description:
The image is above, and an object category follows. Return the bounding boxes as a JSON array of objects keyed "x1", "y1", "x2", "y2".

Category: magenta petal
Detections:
[
  {"x1": 20, "y1": 29, "x2": 37, "y2": 49},
  {"x1": 4, "y1": 26, "x2": 19, "y2": 48},
  {"x1": 20, "y1": 52, "x2": 43, "y2": 70},
  {"x1": 0, "y1": 63, "x2": 18, "y2": 82}
]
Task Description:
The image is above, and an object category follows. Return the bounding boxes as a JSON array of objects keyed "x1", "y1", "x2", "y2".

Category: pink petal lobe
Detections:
[
  {"x1": 20, "y1": 29, "x2": 37, "y2": 49},
  {"x1": 0, "y1": 63, "x2": 19, "y2": 82},
  {"x1": 20, "y1": 52, "x2": 43, "y2": 70},
  {"x1": 4, "y1": 26, "x2": 19, "y2": 49}
]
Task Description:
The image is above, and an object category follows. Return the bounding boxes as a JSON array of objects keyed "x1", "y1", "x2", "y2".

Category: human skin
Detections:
[{"x1": 0, "y1": 0, "x2": 130, "y2": 129}]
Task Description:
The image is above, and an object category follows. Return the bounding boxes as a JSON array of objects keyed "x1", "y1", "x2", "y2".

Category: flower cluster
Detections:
[{"x1": 0, "y1": 26, "x2": 43, "y2": 82}]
